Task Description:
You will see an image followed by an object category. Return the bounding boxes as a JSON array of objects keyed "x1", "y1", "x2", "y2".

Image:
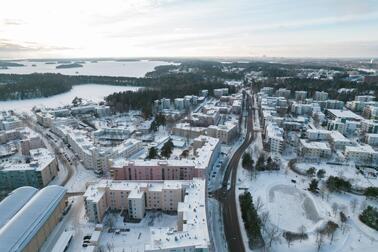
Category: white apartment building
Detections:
[
  {"x1": 265, "y1": 123, "x2": 284, "y2": 155},
  {"x1": 344, "y1": 145, "x2": 378, "y2": 165},
  {"x1": 206, "y1": 122, "x2": 238, "y2": 144},
  {"x1": 64, "y1": 127, "x2": 143, "y2": 173},
  {"x1": 172, "y1": 123, "x2": 207, "y2": 139},
  {"x1": 365, "y1": 134, "x2": 378, "y2": 146},
  {"x1": 360, "y1": 120, "x2": 378, "y2": 134},
  {"x1": 299, "y1": 139, "x2": 332, "y2": 160},
  {"x1": 295, "y1": 91, "x2": 307, "y2": 101},
  {"x1": 213, "y1": 88, "x2": 229, "y2": 98},
  {"x1": 314, "y1": 91, "x2": 328, "y2": 101}
]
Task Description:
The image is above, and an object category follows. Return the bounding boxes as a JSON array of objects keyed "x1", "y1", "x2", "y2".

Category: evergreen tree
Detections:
[{"x1": 147, "y1": 147, "x2": 158, "y2": 159}]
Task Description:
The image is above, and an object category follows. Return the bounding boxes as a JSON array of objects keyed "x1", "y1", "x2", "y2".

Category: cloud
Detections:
[
  {"x1": 2, "y1": 19, "x2": 24, "y2": 26},
  {"x1": 0, "y1": 40, "x2": 73, "y2": 53}
]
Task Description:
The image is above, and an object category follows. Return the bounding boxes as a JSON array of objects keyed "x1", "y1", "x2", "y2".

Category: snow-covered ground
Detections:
[
  {"x1": 98, "y1": 212, "x2": 177, "y2": 252},
  {"x1": 64, "y1": 163, "x2": 99, "y2": 192},
  {"x1": 236, "y1": 162, "x2": 378, "y2": 252},
  {"x1": 296, "y1": 162, "x2": 378, "y2": 188}
]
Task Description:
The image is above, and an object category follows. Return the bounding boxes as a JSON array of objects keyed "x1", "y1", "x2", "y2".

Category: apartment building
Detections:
[
  {"x1": 299, "y1": 139, "x2": 332, "y2": 160},
  {"x1": 110, "y1": 135, "x2": 220, "y2": 180},
  {"x1": 84, "y1": 179, "x2": 209, "y2": 251},
  {"x1": 344, "y1": 145, "x2": 378, "y2": 165},
  {"x1": 0, "y1": 148, "x2": 58, "y2": 191},
  {"x1": 264, "y1": 123, "x2": 284, "y2": 155}
]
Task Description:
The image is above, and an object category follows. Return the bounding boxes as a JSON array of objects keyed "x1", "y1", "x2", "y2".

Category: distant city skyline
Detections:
[{"x1": 1, "y1": 0, "x2": 378, "y2": 59}]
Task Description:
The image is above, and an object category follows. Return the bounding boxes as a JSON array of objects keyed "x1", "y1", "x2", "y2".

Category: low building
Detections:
[
  {"x1": 365, "y1": 133, "x2": 378, "y2": 146},
  {"x1": 344, "y1": 145, "x2": 378, "y2": 165},
  {"x1": 325, "y1": 109, "x2": 363, "y2": 121},
  {"x1": 275, "y1": 88, "x2": 291, "y2": 98},
  {"x1": 213, "y1": 88, "x2": 229, "y2": 98},
  {"x1": 299, "y1": 139, "x2": 332, "y2": 160},
  {"x1": 360, "y1": 120, "x2": 378, "y2": 134},
  {"x1": 295, "y1": 91, "x2": 307, "y2": 101},
  {"x1": 206, "y1": 122, "x2": 238, "y2": 144},
  {"x1": 0, "y1": 148, "x2": 58, "y2": 191},
  {"x1": 307, "y1": 129, "x2": 330, "y2": 141},
  {"x1": 172, "y1": 123, "x2": 207, "y2": 139},
  {"x1": 314, "y1": 91, "x2": 328, "y2": 101},
  {"x1": 0, "y1": 185, "x2": 67, "y2": 252}
]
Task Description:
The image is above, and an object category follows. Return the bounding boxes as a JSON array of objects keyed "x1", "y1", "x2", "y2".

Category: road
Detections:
[
  {"x1": 213, "y1": 90, "x2": 255, "y2": 252},
  {"x1": 16, "y1": 113, "x2": 75, "y2": 187}
]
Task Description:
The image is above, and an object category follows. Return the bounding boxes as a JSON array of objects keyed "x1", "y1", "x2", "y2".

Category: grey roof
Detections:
[
  {"x1": 0, "y1": 186, "x2": 38, "y2": 229},
  {"x1": 0, "y1": 185, "x2": 66, "y2": 252}
]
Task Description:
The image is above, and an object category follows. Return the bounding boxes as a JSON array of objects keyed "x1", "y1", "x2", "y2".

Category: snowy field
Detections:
[
  {"x1": 268, "y1": 184, "x2": 323, "y2": 232},
  {"x1": 236, "y1": 162, "x2": 378, "y2": 252},
  {"x1": 296, "y1": 162, "x2": 378, "y2": 188}
]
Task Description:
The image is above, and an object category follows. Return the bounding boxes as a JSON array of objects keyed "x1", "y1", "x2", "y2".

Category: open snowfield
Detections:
[
  {"x1": 268, "y1": 184, "x2": 322, "y2": 232},
  {"x1": 296, "y1": 162, "x2": 378, "y2": 188},
  {"x1": 236, "y1": 163, "x2": 378, "y2": 252}
]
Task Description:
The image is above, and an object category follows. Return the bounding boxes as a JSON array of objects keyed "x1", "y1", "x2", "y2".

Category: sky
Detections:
[{"x1": 0, "y1": 0, "x2": 378, "y2": 59}]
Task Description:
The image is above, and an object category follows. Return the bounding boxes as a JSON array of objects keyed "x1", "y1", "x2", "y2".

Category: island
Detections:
[
  {"x1": 56, "y1": 63, "x2": 83, "y2": 69},
  {"x1": 0, "y1": 61, "x2": 25, "y2": 68}
]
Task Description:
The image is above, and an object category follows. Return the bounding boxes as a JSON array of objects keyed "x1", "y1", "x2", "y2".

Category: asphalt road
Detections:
[{"x1": 214, "y1": 91, "x2": 254, "y2": 252}]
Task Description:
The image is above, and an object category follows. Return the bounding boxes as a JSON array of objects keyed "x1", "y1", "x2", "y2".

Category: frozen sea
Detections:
[
  {"x1": 0, "y1": 84, "x2": 140, "y2": 112},
  {"x1": 0, "y1": 60, "x2": 176, "y2": 111},
  {"x1": 0, "y1": 60, "x2": 176, "y2": 77}
]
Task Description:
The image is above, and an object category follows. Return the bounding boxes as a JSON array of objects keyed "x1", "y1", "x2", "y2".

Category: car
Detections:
[{"x1": 82, "y1": 243, "x2": 88, "y2": 247}]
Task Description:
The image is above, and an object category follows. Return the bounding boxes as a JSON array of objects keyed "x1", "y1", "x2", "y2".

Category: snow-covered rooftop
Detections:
[{"x1": 0, "y1": 185, "x2": 66, "y2": 252}]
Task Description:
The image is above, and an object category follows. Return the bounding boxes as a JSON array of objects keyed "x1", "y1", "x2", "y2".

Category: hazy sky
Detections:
[{"x1": 1, "y1": 0, "x2": 378, "y2": 59}]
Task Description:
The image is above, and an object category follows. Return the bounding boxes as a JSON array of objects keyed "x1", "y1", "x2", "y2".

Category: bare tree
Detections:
[
  {"x1": 351, "y1": 198, "x2": 358, "y2": 213},
  {"x1": 298, "y1": 225, "x2": 307, "y2": 242},
  {"x1": 106, "y1": 242, "x2": 114, "y2": 252},
  {"x1": 260, "y1": 211, "x2": 270, "y2": 232},
  {"x1": 266, "y1": 225, "x2": 281, "y2": 248},
  {"x1": 319, "y1": 185, "x2": 327, "y2": 200},
  {"x1": 332, "y1": 202, "x2": 339, "y2": 216},
  {"x1": 255, "y1": 196, "x2": 264, "y2": 213},
  {"x1": 316, "y1": 231, "x2": 325, "y2": 252}
]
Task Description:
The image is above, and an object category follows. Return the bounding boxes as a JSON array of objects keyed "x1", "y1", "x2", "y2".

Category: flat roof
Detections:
[{"x1": 327, "y1": 109, "x2": 363, "y2": 121}]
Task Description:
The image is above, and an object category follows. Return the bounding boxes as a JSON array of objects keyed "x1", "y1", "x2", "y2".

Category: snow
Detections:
[
  {"x1": 0, "y1": 84, "x2": 140, "y2": 112},
  {"x1": 0, "y1": 60, "x2": 176, "y2": 77},
  {"x1": 296, "y1": 162, "x2": 378, "y2": 188},
  {"x1": 98, "y1": 212, "x2": 178, "y2": 252},
  {"x1": 236, "y1": 160, "x2": 378, "y2": 252},
  {"x1": 64, "y1": 164, "x2": 99, "y2": 192}
]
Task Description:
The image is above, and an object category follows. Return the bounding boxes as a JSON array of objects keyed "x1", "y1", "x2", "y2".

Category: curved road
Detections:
[{"x1": 213, "y1": 91, "x2": 255, "y2": 252}]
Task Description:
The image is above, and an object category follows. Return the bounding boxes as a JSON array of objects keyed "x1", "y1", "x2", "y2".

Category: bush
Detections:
[
  {"x1": 326, "y1": 176, "x2": 351, "y2": 192},
  {"x1": 359, "y1": 206, "x2": 378, "y2": 231},
  {"x1": 317, "y1": 169, "x2": 326, "y2": 179},
  {"x1": 308, "y1": 179, "x2": 319, "y2": 193},
  {"x1": 242, "y1": 153, "x2": 254, "y2": 170},
  {"x1": 306, "y1": 167, "x2": 316, "y2": 177},
  {"x1": 283, "y1": 231, "x2": 308, "y2": 242},
  {"x1": 364, "y1": 187, "x2": 378, "y2": 198}
]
